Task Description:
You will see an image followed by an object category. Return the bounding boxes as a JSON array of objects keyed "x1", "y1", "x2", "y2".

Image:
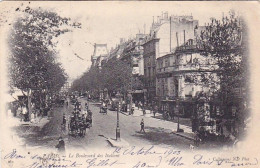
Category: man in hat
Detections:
[
  {"x1": 55, "y1": 137, "x2": 65, "y2": 153},
  {"x1": 62, "y1": 114, "x2": 66, "y2": 125},
  {"x1": 140, "y1": 119, "x2": 145, "y2": 133}
]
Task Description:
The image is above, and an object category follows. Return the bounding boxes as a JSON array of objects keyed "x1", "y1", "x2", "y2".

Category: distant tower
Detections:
[{"x1": 91, "y1": 44, "x2": 108, "y2": 67}]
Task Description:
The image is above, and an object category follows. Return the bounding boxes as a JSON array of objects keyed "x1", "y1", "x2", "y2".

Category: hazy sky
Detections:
[{"x1": 0, "y1": 1, "x2": 250, "y2": 82}]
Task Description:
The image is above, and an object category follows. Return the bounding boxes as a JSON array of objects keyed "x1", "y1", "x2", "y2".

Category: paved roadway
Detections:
[{"x1": 20, "y1": 98, "x2": 193, "y2": 151}]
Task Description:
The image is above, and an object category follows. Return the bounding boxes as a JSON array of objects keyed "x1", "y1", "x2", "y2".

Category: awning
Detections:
[{"x1": 129, "y1": 90, "x2": 144, "y2": 94}]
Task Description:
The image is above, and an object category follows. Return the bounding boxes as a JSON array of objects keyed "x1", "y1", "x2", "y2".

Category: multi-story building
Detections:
[
  {"x1": 91, "y1": 44, "x2": 108, "y2": 68},
  {"x1": 120, "y1": 34, "x2": 146, "y2": 76},
  {"x1": 156, "y1": 40, "x2": 218, "y2": 117},
  {"x1": 142, "y1": 13, "x2": 199, "y2": 105},
  {"x1": 61, "y1": 82, "x2": 71, "y2": 93},
  {"x1": 120, "y1": 34, "x2": 146, "y2": 104},
  {"x1": 106, "y1": 38, "x2": 127, "y2": 61},
  {"x1": 142, "y1": 37, "x2": 159, "y2": 104}
]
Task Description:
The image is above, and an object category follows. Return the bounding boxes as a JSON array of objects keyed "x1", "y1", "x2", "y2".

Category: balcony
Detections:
[
  {"x1": 175, "y1": 44, "x2": 204, "y2": 53},
  {"x1": 157, "y1": 63, "x2": 216, "y2": 74}
]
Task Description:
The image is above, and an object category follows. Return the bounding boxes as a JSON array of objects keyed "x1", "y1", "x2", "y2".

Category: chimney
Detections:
[
  {"x1": 120, "y1": 38, "x2": 124, "y2": 44},
  {"x1": 165, "y1": 12, "x2": 168, "y2": 19}
]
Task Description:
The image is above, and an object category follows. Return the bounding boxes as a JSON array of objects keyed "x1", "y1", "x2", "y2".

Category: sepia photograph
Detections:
[{"x1": 0, "y1": 1, "x2": 259, "y2": 168}]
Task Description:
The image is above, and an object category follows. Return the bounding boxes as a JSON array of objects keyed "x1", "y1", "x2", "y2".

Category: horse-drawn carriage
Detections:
[
  {"x1": 68, "y1": 111, "x2": 92, "y2": 137},
  {"x1": 99, "y1": 101, "x2": 108, "y2": 114}
]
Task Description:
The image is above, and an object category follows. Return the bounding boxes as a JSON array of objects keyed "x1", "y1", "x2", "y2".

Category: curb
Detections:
[
  {"x1": 121, "y1": 111, "x2": 157, "y2": 118},
  {"x1": 120, "y1": 112, "x2": 130, "y2": 116},
  {"x1": 172, "y1": 132, "x2": 195, "y2": 141},
  {"x1": 107, "y1": 138, "x2": 129, "y2": 148}
]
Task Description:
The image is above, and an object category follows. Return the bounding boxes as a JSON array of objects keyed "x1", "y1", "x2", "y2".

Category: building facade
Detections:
[
  {"x1": 142, "y1": 38, "x2": 159, "y2": 104},
  {"x1": 156, "y1": 42, "x2": 218, "y2": 117},
  {"x1": 120, "y1": 34, "x2": 146, "y2": 105},
  {"x1": 142, "y1": 14, "x2": 199, "y2": 105},
  {"x1": 91, "y1": 44, "x2": 108, "y2": 68}
]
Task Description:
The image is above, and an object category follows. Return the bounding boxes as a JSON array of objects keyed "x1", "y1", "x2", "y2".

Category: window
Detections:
[
  {"x1": 188, "y1": 39, "x2": 193, "y2": 45},
  {"x1": 186, "y1": 54, "x2": 192, "y2": 64},
  {"x1": 165, "y1": 59, "x2": 168, "y2": 67}
]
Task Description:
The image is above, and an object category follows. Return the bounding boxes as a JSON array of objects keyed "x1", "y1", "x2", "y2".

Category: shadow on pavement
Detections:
[{"x1": 132, "y1": 126, "x2": 191, "y2": 149}]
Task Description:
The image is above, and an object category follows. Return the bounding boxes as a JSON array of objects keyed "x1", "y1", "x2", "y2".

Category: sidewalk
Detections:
[
  {"x1": 121, "y1": 106, "x2": 158, "y2": 117},
  {"x1": 8, "y1": 113, "x2": 50, "y2": 130},
  {"x1": 20, "y1": 117, "x2": 50, "y2": 130},
  {"x1": 7, "y1": 115, "x2": 50, "y2": 147},
  {"x1": 121, "y1": 107, "x2": 195, "y2": 141}
]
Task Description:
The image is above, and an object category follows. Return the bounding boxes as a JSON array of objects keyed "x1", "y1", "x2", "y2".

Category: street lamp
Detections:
[
  {"x1": 115, "y1": 92, "x2": 122, "y2": 141},
  {"x1": 176, "y1": 76, "x2": 183, "y2": 133},
  {"x1": 176, "y1": 98, "x2": 181, "y2": 132}
]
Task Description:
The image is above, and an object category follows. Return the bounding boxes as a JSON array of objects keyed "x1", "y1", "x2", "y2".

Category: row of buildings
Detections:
[
  {"x1": 90, "y1": 12, "x2": 223, "y2": 118},
  {"x1": 87, "y1": 12, "x2": 249, "y2": 137}
]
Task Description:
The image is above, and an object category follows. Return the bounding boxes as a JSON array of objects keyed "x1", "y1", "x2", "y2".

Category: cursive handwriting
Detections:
[
  {"x1": 113, "y1": 146, "x2": 162, "y2": 156},
  {"x1": 193, "y1": 154, "x2": 214, "y2": 165},
  {"x1": 167, "y1": 157, "x2": 184, "y2": 167},
  {"x1": 162, "y1": 148, "x2": 181, "y2": 158},
  {"x1": 85, "y1": 158, "x2": 125, "y2": 168},
  {"x1": 26, "y1": 161, "x2": 82, "y2": 168},
  {"x1": 193, "y1": 154, "x2": 259, "y2": 167},
  {"x1": 132, "y1": 156, "x2": 162, "y2": 168},
  {"x1": 3, "y1": 147, "x2": 259, "y2": 168},
  {"x1": 4, "y1": 149, "x2": 26, "y2": 159}
]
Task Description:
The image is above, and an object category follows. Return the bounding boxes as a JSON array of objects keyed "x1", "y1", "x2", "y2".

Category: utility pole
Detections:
[
  {"x1": 130, "y1": 51, "x2": 133, "y2": 114},
  {"x1": 116, "y1": 92, "x2": 121, "y2": 141},
  {"x1": 170, "y1": 16, "x2": 172, "y2": 52},
  {"x1": 183, "y1": 30, "x2": 186, "y2": 46},
  {"x1": 176, "y1": 75, "x2": 182, "y2": 132},
  {"x1": 176, "y1": 32, "x2": 179, "y2": 47},
  {"x1": 28, "y1": 89, "x2": 32, "y2": 121}
]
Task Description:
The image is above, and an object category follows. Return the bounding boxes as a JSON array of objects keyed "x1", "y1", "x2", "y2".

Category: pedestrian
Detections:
[
  {"x1": 63, "y1": 114, "x2": 66, "y2": 125},
  {"x1": 138, "y1": 101, "x2": 141, "y2": 110},
  {"x1": 143, "y1": 107, "x2": 146, "y2": 115},
  {"x1": 140, "y1": 119, "x2": 145, "y2": 133},
  {"x1": 55, "y1": 137, "x2": 65, "y2": 153},
  {"x1": 22, "y1": 105, "x2": 27, "y2": 122},
  {"x1": 153, "y1": 105, "x2": 157, "y2": 117},
  {"x1": 194, "y1": 131, "x2": 200, "y2": 147},
  {"x1": 131, "y1": 106, "x2": 134, "y2": 115}
]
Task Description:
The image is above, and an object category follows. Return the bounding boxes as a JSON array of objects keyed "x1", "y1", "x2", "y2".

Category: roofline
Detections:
[{"x1": 141, "y1": 38, "x2": 160, "y2": 46}]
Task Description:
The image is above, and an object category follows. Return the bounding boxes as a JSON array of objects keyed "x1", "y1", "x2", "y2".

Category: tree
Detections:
[
  {"x1": 197, "y1": 11, "x2": 248, "y2": 137},
  {"x1": 70, "y1": 65, "x2": 101, "y2": 98},
  {"x1": 8, "y1": 5, "x2": 80, "y2": 119},
  {"x1": 71, "y1": 57, "x2": 133, "y2": 99},
  {"x1": 101, "y1": 58, "x2": 132, "y2": 95}
]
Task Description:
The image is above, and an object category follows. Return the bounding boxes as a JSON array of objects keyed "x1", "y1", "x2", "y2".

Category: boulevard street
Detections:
[{"x1": 18, "y1": 98, "x2": 192, "y2": 151}]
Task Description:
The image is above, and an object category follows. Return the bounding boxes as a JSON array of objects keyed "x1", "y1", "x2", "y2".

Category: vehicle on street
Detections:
[
  {"x1": 100, "y1": 106, "x2": 108, "y2": 114},
  {"x1": 100, "y1": 101, "x2": 108, "y2": 114},
  {"x1": 110, "y1": 98, "x2": 120, "y2": 111},
  {"x1": 68, "y1": 112, "x2": 91, "y2": 137}
]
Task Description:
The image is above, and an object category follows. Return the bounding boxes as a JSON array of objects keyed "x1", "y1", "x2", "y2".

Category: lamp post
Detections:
[
  {"x1": 115, "y1": 92, "x2": 122, "y2": 141},
  {"x1": 176, "y1": 75, "x2": 182, "y2": 133},
  {"x1": 176, "y1": 97, "x2": 181, "y2": 132}
]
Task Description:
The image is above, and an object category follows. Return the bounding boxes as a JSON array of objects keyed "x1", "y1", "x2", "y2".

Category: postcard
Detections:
[{"x1": 0, "y1": 1, "x2": 260, "y2": 168}]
